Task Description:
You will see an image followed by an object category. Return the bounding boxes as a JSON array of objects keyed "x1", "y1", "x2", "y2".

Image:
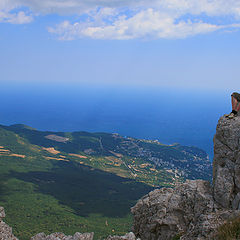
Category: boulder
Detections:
[
  {"x1": 105, "y1": 232, "x2": 140, "y2": 240},
  {"x1": 131, "y1": 179, "x2": 240, "y2": 240}
]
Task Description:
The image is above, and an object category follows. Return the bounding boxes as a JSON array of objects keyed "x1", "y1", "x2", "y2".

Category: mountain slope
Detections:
[
  {"x1": 2, "y1": 124, "x2": 212, "y2": 184},
  {"x1": 0, "y1": 124, "x2": 212, "y2": 240}
]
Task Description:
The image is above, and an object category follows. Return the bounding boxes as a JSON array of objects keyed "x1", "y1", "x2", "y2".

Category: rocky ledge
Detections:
[
  {"x1": 131, "y1": 180, "x2": 239, "y2": 240},
  {"x1": 213, "y1": 114, "x2": 240, "y2": 209},
  {"x1": 131, "y1": 114, "x2": 240, "y2": 240}
]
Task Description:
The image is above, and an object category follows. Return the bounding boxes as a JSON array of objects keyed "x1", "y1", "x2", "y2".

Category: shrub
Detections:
[{"x1": 216, "y1": 217, "x2": 240, "y2": 240}]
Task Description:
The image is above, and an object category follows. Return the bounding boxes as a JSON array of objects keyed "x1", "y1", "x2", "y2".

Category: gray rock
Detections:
[
  {"x1": 0, "y1": 207, "x2": 5, "y2": 219},
  {"x1": 213, "y1": 115, "x2": 240, "y2": 209},
  {"x1": 131, "y1": 179, "x2": 240, "y2": 240},
  {"x1": 0, "y1": 207, "x2": 19, "y2": 240},
  {"x1": 31, "y1": 232, "x2": 94, "y2": 240},
  {"x1": 105, "y1": 232, "x2": 140, "y2": 240},
  {"x1": 31, "y1": 233, "x2": 47, "y2": 240}
]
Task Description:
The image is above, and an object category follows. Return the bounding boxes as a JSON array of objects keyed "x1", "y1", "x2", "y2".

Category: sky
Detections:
[{"x1": 0, "y1": 0, "x2": 240, "y2": 90}]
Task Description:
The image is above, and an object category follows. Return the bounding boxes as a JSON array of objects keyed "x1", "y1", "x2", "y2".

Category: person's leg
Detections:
[{"x1": 226, "y1": 94, "x2": 239, "y2": 118}]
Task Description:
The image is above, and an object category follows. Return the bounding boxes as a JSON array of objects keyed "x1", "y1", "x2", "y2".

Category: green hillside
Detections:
[{"x1": 0, "y1": 124, "x2": 212, "y2": 239}]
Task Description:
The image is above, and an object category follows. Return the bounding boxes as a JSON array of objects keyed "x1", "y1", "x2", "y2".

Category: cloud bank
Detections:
[{"x1": 1, "y1": 0, "x2": 240, "y2": 39}]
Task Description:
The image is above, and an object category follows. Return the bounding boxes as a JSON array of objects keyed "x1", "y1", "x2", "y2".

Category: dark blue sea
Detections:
[{"x1": 0, "y1": 83, "x2": 231, "y2": 160}]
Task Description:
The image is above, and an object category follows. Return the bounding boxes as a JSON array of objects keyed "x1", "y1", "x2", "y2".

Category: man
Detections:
[{"x1": 226, "y1": 92, "x2": 240, "y2": 119}]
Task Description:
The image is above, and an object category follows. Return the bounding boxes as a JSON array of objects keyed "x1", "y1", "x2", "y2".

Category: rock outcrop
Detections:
[
  {"x1": 131, "y1": 114, "x2": 240, "y2": 240},
  {"x1": 0, "y1": 206, "x2": 19, "y2": 240},
  {"x1": 131, "y1": 179, "x2": 240, "y2": 240},
  {"x1": 31, "y1": 232, "x2": 94, "y2": 240},
  {"x1": 105, "y1": 232, "x2": 139, "y2": 240},
  {"x1": 31, "y1": 231, "x2": 139, "y2": 240},
  {"x1": 213, "y1": 114, "x2": 240, "y2": 209}
]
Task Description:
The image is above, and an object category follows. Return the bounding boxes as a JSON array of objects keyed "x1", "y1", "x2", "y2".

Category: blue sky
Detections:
[{"x1": 1, "y1": 0, "x2": 240, "y2": 90}]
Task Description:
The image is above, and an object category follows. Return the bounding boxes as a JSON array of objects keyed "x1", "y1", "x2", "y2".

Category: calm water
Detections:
[{"x1": 0, "y1": 83, "x2": 231, "y2": 159}]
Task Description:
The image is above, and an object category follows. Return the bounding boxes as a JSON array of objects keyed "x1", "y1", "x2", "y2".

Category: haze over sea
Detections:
[
  {"x1": 0, "y1": 83, "x2": 231, "y2": 160},
  {"x1": 1, "y1": 0, "x2": 240, "y2": 162}
]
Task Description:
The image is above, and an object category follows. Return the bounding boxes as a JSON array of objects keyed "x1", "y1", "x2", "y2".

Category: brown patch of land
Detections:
[
  {"x1": 109, "y1": 151, "x2": 123, "y2": 158},
  {"x1": 69, "y1": 153, "x2": 87, "y2": 159},
  {"x1": 42, "y1": 147, "x2": 60, "y2": 155},
  {"x1": 0, "y1": 148, "x2": 26, "y2": 158},
  {"x1": 17, "y1": 139, "x2": 25, "y2": 145},
  {"x1": 0, "y1": 149, "x2": 10, "y2": 152},
  {"x1": 150, "y1": 168, "x2": 157, "y2": 172},
  {"x1": 9, "y1": 154, "x2": 26, "y2": 158},
  {"x1": 45, "y1": 157, "x2": 69, "y2": 162},
  {"x1": 105, "y1": 156, "x2": 122, "y2": 165},
  {"x1": 139, "y1": 163, "x2": 151, "y2": 168},
  {"x1": 104, "y1": 156, "x2": 122, "y2": 167},
  {"x1": 45, "y1": 134, "x2": 69, "y2": 143}
]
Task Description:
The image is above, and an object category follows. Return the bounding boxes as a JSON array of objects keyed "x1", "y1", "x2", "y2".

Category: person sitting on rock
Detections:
[{"x1": 226, "y1": 92, "x2": 240, "y2": 119}]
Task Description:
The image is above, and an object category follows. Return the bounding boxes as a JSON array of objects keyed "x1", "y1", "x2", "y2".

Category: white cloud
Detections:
[
  {"x1": 48, "y1": 8, "x2": 239, "y2": 40},
  {"x1": 6, "y1": 0, "x2": 240, "y2": 17},
  {"x1": 0, "y1": 10, "x2": 33, "y2": 24},
  {"x1": 1, "y1": 0, "x2": 240, "y2": 39}
]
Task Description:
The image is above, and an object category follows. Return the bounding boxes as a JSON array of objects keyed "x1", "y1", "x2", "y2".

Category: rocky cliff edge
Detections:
[
  {"x1": 213, "y1": 114, "x2": 240, "y2": 209},
  {"x1": 131, "y1": 114, "x2": 240, "y2": 240}
]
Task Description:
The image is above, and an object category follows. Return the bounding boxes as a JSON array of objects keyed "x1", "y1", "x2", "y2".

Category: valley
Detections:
[{"x1": 0, "y1": 123, "x2": 212, "y2": 239}]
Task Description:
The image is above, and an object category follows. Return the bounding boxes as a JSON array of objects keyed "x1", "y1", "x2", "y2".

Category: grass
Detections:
[
  {"x1": 0, "y1": 155, "x2": 152, "y2": 240},
  {"x1": 215, "y1": 217, "x2": 240, "y2": 240}
]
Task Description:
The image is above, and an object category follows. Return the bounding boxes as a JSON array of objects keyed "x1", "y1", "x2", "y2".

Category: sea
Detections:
[{"x1": 0, "y1": 83, "x2": 232, "y2": 160}]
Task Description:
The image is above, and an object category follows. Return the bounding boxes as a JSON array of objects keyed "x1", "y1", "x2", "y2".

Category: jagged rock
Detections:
[
  {"x1": 30, "y1": 232, "x2": 94, "y2": 240},
  {"x1": 213, "y1": 115, "x2": 240, "y2": 209},
  {"x1": 0, "y1": 207, "x2": 19, "y2": 240},
  {"x1": 131, "y1": 179, "x2": 240, "y2": 240},
  {"x1": 105, "y1": 232, "x2": 140, "y2": 240},
  {"x1": 31, "y1": 233, "x2": 46, "y2": 240},
  {"x1": 0, "y1": 207, "x2": 5, "y2": 219}
]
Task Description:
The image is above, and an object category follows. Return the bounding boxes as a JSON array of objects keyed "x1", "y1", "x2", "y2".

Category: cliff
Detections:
[
  {"x1": 131, "y1": 114, "x2": 240, "y2": 239},
  {"x1": 213, "y1": 114, "x2": 240, "y2": 209}
]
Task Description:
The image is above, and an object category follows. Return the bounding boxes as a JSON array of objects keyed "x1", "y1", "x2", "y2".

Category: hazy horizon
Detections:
[
  {"x1": 0, "y1": 83, "x2": 232, "y2": 160},
  {"x1": 1, "y1": 0, "x2": 240, "y2": 160}
]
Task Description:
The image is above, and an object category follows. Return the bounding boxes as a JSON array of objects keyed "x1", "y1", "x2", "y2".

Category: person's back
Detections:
[{"x1": 226, "y1": 92, "x2": 240, "y2": 119}]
